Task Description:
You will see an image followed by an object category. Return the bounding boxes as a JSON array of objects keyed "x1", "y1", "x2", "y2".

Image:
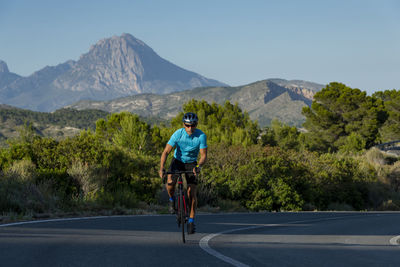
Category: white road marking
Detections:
[
  {"x1": 2, "y1": 212, "x2": 399, "y2": 265},
  {"x1": 0, "y1": 214, "x2": 164, "y2": 227},
  {"x1": 199, "y1": 214, "x2": 386, "y2": 267},
  {"x1": 199, "y1": 225, "x2": 264, "y2": 267}
]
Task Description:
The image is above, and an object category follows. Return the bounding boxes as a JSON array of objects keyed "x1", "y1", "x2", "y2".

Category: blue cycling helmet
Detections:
[{"x1": 182, "y1": 112, "x2": 198, "y2": 125}]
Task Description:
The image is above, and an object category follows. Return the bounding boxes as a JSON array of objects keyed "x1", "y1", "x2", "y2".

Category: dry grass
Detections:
[
  {"x1": 359, "y1": 148, "x2": 400, "y2": 210},
  {"x1": 67, "y1": 161, "x2": 108, "y2": 200}
]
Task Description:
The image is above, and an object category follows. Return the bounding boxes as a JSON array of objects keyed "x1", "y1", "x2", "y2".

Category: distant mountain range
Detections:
[
  {"x1": 0, "y1": 33, "x2": 325, "y2": 127},
  {"x1": 0, "y1": 33, "x2": 226, "y2": 111},
  {"x1": 68, "y1": 78, "x2": 324, "y2": 127},
  {"x1": 0, "y1": 61, "x2": 21, "y2": 89}
]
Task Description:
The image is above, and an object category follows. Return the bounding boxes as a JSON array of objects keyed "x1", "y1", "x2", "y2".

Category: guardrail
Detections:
[{"x1": 375, "y1": 140, "x2": 400, "y2": 156}]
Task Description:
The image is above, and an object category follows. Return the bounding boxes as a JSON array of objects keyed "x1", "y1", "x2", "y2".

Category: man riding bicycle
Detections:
[{"x1": 159, "y1": 112, "x2": 207, "y2": 234}]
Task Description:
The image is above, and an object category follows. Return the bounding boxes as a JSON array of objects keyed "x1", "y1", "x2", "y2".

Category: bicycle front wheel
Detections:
[{"x1": 180, "y1": 188, "x2": 186, "y2": 243}]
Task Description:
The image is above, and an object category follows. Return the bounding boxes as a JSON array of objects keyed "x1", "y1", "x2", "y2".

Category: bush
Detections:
[
  {"x1": 377, "y1": 199, "x2": 400, "y2": 211},
  {"x1": 5, "y1": 159, "x2": 36, "y2": 181},
  {"x1": 291, "y1": 151, "x2": 374, "y2": 210},
  {"x1": 365, "y1": 148, "x2": 390, "y2": 165},
  {"x1": 0, "y1": 160, "x2": 55, "y2": 213},
  {"x1": 388, "y1": 161, "x2": 400, "y2": 192},
  {"x1": 339, "y1": 132, "x2": 366, "y2": 153},
  {"x1": 67, "y1": 160, "x2": 108, "y2": 200},
  {"x1": 246, "y1": 189, "x2": 273, "y2": 211},
  {"x1": 326, "y1": 202, "x2": 354, "y2": 211},
  {"x1": 194, "y1": 172, "x2": 219, "y2": 207},
  {"x1": 96, "y1": 187, "x2": 138, "y2": 209},
  {"x1": 3, "y1": 100, "x2": 399, "y2": 216},
  {"x1": 216, "y1": 199, "x2": 246, "y2": 212},
  {"x1": 203, "y1": 144, "x2": 307, "y2": 211}
]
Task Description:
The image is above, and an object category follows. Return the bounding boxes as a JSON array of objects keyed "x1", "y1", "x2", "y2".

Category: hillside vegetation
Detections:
[
  {"x1": 0, "y1": 82, "x2": 399, "y2": 220},
  {"x1": 68, "y1": 79, "x2": 323, "y2": 127},
  {"x1": 0, "y1": 106, "x2": 110, "y2": 144}
]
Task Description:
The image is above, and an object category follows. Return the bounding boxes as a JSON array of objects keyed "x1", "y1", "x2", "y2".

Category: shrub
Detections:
[
  {"x1": 35, "y1": 168, "x2": 78, "y2": 207},
  {"x1": 246, "y1": 189, "x2": 273, "y2": 211},
  {"x1": 96, "y1": 187, "x2": 138, "y2": 209},
  {"x1": 388, "y1": 161, "x2": 400, "y2": 192},
  {"x1": 291, "y1": 151, "x2": 374, "y2": 210},
  {"x1": 203, "y1": 144, "x2": 307, "y2": 211},
  {"x1": 5, "y1": 159, "x2": 36, "y2": 181},
  {"x1": 194, "y1": 172, "x2": 219, "y2": 207},
  {"x1": 377, "y1": 200, "x2": 400, "y2": 211},
  {"x1": 0, "y1": 160, "x2": 54, "y2": 213},
  {"x1": 270, "y1": 178, "x2": 304, "y2": 211},
  {"x1": 67, "y1": 160, "x2": 108, "y2": 200},
  {"x1": 339, "y1": 132, "x2": 366, "y2": 153},
  {"x1": 365, "y1": 147, "x2": 391, "y2": 166}
]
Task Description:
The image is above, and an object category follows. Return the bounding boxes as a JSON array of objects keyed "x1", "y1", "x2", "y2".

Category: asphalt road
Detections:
[{"x1": 1, "y1": 212, "x2": 400, "y2": 266}]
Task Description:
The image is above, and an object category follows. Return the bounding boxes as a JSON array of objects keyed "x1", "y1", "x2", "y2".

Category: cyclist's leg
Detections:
[
  {"x1": 187, "y1": 183, "x2": 197, "y2": 218},
  {"x1": 184, "y1": 162, "x2": 198, "y2": 219},
  {"x1": 166, "y1": 174, "x2": 177, "y2": 214},
  {"x1": 186, "y1": 182, "x2": 197, "y2": 234},
  {"x1": 166, "y1": 174, "x2": 176, "y2": 197},
  {"x1": 166, "y1": 158, "x2": 182, "y2": 197},
  {"x1": 184, "y1": 162, "x2": 197, "y2": 234}
]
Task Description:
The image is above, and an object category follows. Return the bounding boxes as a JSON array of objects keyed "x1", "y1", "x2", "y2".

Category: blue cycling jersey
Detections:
[{"x1": 167, "y1": 128, "x2": 207, "y2": 163}]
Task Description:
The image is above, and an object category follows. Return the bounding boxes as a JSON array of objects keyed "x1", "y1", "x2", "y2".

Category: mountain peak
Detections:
[
  {"x1": 89, "y1": 33, "x2": 149, "y2": 53},
  {"x1": 0, "y1": 33, "x2": 226, "y2": 111},
  {"x1": 120, "y1": 33, "x2": 146, "y2": 44},
  {"x1": 0, "y1": 60, "x2": 10, "y2": 73}
]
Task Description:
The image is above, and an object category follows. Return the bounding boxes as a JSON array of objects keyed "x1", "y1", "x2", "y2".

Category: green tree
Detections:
[
  {"x1": 95, "y1": 112, "x2": 162, "y2": 154},
  {"x1": 112, "y1": 114, "x2": 153, "y2": 154},
  {"x1": 302, "y1": 82, "x2": 387, "y2": 152},
  {"x1": 271, "y1": 119, "x2": 301, "y2": 150},
  {"x1": 374, "y1": 89, "x2": 400, "y2": 142},
  {"x1": 338, "y1": 132, "x2": 366, "y2": 154},
  {"x1": 171, "y1": 99, "x2": 260, "y2": 146}
]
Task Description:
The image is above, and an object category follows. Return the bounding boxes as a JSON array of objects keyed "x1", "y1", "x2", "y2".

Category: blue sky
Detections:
[{"x1": 1, "y1": 0, "x2": 399, "y2": 94}]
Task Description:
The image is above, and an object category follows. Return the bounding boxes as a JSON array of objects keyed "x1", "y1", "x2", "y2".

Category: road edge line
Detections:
[
  {"x1": 199, "y1": 225, "x2": 263, "y2": 267},
  {"x1": 0, "y1": 214, "x2": 166, "y2": 227},
  {"x1": 198, "y1": 214, "x2": 374, "y2": 266}
]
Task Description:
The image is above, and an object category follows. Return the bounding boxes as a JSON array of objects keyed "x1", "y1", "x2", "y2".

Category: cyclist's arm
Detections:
[
  {"x1": 159, "y1": 144, "x2": 173, "y2": 178},
  {"x1": 198, "y1": 147, "x2": 207, "y2": 168},
  {"x1": 194, "y1": 148, "x2": 207, "y2": 175},
  {"x1": 197, "y1": 132, "x2": 207, "y2": 169}
]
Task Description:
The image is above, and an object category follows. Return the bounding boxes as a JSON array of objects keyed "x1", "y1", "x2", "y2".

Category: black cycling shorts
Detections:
[{"x1": 168, "y1": 158, "x2": 197, "y2": 185}]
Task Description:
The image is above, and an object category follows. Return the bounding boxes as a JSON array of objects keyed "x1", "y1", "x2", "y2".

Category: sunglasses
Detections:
[{"x1": 184, "y1": 124, "x2": 197, "y2": 128}]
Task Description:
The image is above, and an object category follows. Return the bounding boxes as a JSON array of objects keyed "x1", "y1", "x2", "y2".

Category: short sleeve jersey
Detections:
[{"x1": 167, "y1": 128, "x2": 207, "y2": 163}]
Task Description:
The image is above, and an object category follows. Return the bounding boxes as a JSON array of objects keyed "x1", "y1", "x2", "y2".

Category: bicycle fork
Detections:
[{"x1": 177, "y1": 181, "x2": 188, "y2": 225}]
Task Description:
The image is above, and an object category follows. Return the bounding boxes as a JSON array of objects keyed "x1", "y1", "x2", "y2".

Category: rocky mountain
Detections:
[
  {"x1": 0, "y1": 60, "x2": 21, "y2": 90},
  {"x1": 0, "y1": 61, "x2": 9, "y2": 73},
  {"x1": 67, "y1": 79, "x2": 325, "y2": 127},
  {"x1": 0, "y1": 34, "x2": 226, "y2": 112}
]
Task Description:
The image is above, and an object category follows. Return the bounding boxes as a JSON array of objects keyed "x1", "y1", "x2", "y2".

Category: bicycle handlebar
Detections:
[
  {"x1": 164, "y1": 170, "x2": 199, "y2": 175},
  {"x1": 162, "y1": 169, "x2": 200, "y2": 184},
  {"x1": 162, "y1": 169, "x2": 200, "y2": 178},
  {"x1": 165, "y1": 171, "x2": 197, "y2": 174}
]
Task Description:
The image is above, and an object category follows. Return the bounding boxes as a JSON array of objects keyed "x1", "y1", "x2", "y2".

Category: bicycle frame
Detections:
[{"x1": 165, "y1": 170, "x2": 196, "y2": 243}]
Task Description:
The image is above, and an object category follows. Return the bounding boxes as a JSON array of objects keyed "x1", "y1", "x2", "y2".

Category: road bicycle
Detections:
[{"x1": 164, "y1": 170, "x2": 197, "y2": 243}]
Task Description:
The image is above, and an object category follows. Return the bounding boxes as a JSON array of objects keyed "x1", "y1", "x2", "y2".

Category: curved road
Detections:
[{"x1": 1, "y1": 212, "x2": 400, "y2": 266}]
